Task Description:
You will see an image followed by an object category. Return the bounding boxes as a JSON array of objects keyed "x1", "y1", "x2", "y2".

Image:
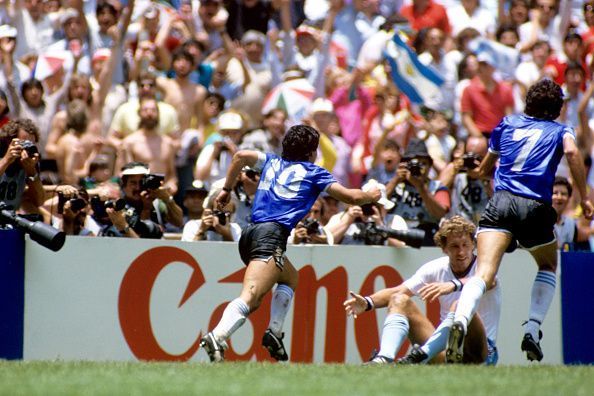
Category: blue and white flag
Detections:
[
  {"x1": 383, "y1": 33, "x2": 444, "y2": 105},
  {"x1": 468, "y1": 37, "x2": 520, "y2": 81}
]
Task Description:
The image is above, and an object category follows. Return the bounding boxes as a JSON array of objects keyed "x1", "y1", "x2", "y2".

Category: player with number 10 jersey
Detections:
[
  {"x1": 489, "y1": 114, "x2": 574, "y2": 203},
  {"x1": 251, "y1": 154, "x2": 337, "y2": 230}
]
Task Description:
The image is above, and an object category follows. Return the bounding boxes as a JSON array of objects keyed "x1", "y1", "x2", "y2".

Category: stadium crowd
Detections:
[{"x1": 1, "y1": 0, "x2": 594, "y2": 249}]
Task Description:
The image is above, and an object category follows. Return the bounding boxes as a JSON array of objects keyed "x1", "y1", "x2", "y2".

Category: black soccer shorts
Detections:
[
  {"x1": 478, "y1": 190, "x2": 557, "y2": 249},
  {"x1": 238, "y1": 222, "x2": 290, "y2": 268}
]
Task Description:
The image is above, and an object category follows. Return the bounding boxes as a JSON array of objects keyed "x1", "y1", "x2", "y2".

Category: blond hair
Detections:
[{"x1": 433, "y1": 216, "x2": 476, "y2": 248}]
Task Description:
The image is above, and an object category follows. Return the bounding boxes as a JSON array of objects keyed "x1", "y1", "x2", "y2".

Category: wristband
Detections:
[
  {"x1": 451, "y1": 279, "x2": 463, "y2": 292},
  {"x1": 222, "y1": 186, "x2": 232, "y2": 193},
  {"x1": 364, "y1": 296, "x2": 374, "y2": 311}
]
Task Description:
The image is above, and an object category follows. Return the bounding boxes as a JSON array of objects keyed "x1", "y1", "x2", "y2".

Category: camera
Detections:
[
  {"x1": 57, "y1": 192, "x2": 87, "y2": 214},
  {"x1": 141, "y1": 173, "x2": 164, "y2": 191},
  {"x1": 301, "y1": 218, "x2": 320, "y2": 235},
  {"x1": 461, "y1": 153, "x2": 482, "y2": 171},
  {"x1": 406, "y1": 159, "x2": 423, "y2": 177},
  {"x1": 212, "y1": 210, "x2": 228, "y2": 226},
  {"x1": 353, "y1": 220, "x2": 425, "y2": 248},
  {"x1": 19, "y1": 140, "x2": 39, "y2": 157},
  {"x1": 0, "y1": 202, "x2": 65, "y2": 251},
  {"x1": 361, "y1": 203, "x2": 376, "y2": 217},
  {"x1": 105, "y1": 198, "x2": 126, "y2": 211}
]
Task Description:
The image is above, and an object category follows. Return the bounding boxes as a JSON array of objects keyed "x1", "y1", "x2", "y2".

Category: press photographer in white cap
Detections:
[{"x1": 325, "y1": 179, "x2": 408, "y2": 247}]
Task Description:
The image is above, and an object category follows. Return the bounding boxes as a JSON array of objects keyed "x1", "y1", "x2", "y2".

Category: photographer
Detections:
[
  {"x1": 101, "y1": 162, "x2": 183, "y2": 238},
  {"x1": 326, "y1": 180, "x2": 407, "y2": 247},
  {"x1": 386, "y1": 139, "x2": 450, "y2": 246},
  {"x1": 181, "y1": 200, "x2": 241, "y2": 242},
  {"x1": 232, "y1": 166, "x2": 260, "y2": 231},
  {"x1": 290, "y1": 198, "x2": 330, "y2": 245},
  {"x1": 0, "y1": 119, "x2": 44, "y2": 212},
  {"x1": 440, "y1": 136, "x2": 492, "y2": 224}
]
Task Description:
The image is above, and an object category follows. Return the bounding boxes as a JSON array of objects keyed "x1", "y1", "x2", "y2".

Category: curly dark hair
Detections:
[
  {"x1": 282, "y1": 124, "x2": 319, "y2": 162},
  {"x1": 0, "y1": 118, "x2": 40, "y2": 156},
  {"x1": 524, "y1": 79, "x2": 564, "y2": 121}
]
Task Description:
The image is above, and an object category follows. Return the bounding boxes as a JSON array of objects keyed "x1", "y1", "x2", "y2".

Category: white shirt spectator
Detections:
[{"x1": 181, "y1": 219, "x2": 242, "y2": 241}]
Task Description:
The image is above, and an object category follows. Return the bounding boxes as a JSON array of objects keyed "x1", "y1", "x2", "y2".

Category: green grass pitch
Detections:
[{"x1": 1, "y1": 362, "x2": 593, "y2": 396}]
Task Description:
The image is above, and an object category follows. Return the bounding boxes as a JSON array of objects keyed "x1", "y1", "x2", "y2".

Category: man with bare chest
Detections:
[
  {"x1": 122, "y1": 98, "x2": 178, "y2": 193},
  {"x1": 157, "y1": 49, "x2": 206, "y2": 133}
]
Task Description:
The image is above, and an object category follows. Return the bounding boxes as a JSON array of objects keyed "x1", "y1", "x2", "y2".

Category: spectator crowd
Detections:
[{"x1": 1, "y1": 0, "x2": 594, "y2": 249}]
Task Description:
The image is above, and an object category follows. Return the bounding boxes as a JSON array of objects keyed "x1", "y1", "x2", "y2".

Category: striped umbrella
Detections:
[{"x1": 261, "y1": 78, "x2": 315, "y2": 125}]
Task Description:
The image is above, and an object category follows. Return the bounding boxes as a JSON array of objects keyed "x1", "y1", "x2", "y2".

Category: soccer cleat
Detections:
[
  {"x1": 521, "y1": 332, "x2": 543, "y2": 362},
  {"x1": 262, "y1": 329, "x2": 289, "y2": 361},
  {"x1": 200, "y1": 332, "x2": 228, "y2": 363},
  {"x1": 397, "y1": 344, "x2": 428, "y2": 365},
  {"x1": 445, "y1": 321, "x2": 466, "y2": 364},
  {"x1": 363, "y1": 350, "x2": 394, "y2": 365}
]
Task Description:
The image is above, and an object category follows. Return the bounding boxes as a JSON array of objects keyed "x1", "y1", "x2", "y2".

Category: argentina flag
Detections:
[{"x1": 384, "y1": 34, "x2": 444, "y2": 105}]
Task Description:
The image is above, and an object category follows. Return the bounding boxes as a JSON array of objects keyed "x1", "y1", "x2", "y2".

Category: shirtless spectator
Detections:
[
  {"x1": 107, "y1": 72, "x2": 180, "y2": 151},
  {"x1": 157, "y1": 49, "x2": 206, "y2": 134},
  {"x1": 55, "y1": 99, "x2": 104, "y2": 186},
  {"x1": 121, "y1": 97, "x2": 178, "y2": 194}
]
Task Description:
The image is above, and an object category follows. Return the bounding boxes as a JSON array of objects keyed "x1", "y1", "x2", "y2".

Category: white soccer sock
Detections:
[
  {"x1": 212, "y1": 298, "x2": 250, "y2": 342},
  {"x1": 525, "y1": 270, "x2": 556, "y2": 339},
  {"x1": 420, "y1": 312, "x2": 455, "y2": 362},
  {"x1": 377, "y1": 313, "x2": 409, "y2": 360},
  {"x1": 454, "y1": 276, "x2": 486, "y2": 331},
  {"x1": 268, "y1": 284, "x2": 294, "y2": 337}
]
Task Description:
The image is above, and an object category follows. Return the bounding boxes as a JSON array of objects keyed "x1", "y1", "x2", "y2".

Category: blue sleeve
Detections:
[
  {"x1": 489, "y1": 119, "x2": 504, "y2": 154},
  {"x1": 312, "y1": 166, "x2": 337, "y2": 192}
]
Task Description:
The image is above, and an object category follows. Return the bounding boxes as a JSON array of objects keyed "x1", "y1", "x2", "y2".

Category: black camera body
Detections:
[
  {"x1": 57, "y1": 192, "x2": 87, "y2": 214},
  {"x1": 354, "y1": 220, "x2": 425, "y2": 248},
  {"x1": 406, "y1": 158, "x2": 423, "y2": 177},
  {"x1": 19, "y1": 140, "x2": 39, "y2": 157},
  {"x1": 301, "y1": 218, "x2": 320, "y2": 235},
  {"x1": 461, "y1": 153, "x2": 482, "y2": 171},
  {"x1": 105, "y1": 198, "x2": 126, "y2": 211},
  {"x1": 141, "y1": 174, "x2": 164, "y2": 191},
  {"x1": 212, "y1": 210, "x2": 227, "y2": 226}
]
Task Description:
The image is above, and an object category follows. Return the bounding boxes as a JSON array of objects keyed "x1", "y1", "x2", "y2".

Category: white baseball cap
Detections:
[
  {"x1": 0, "y1": 25, "x2": 17, "y2": 39},
  {"x1": 362, "y1": 179, "x2": 395, "y2": 210}
]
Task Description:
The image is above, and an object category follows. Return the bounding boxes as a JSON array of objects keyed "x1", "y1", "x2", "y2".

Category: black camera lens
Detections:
[
  {"x1": 20, "y1": 140, "x2": 39, "y2": 157},
  {"x1": 104, "y1": 198, "x2": 126, "y2": 211},
  {"x1": 245, "y1": 169, "x2": 259, "y2": 180},
  {"x1": 361, "y1": 203, "x2": 375, "y2": 216},
  {"x1": 212, "y1": 210, "x2": 227, "y2": 226},
  {"x1": 69, "y1": 198, "x2": 87, "y2": 212}
]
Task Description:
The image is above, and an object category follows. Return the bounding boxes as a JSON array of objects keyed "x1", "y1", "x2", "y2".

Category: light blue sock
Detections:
[
  {"x1": 213, "y1": 298, "x2": 250, "y2": 341},
  {"x1": 454, "y1": 276, "x2": 486, "y2": 331},
  {"x1": 268, "y1": 284, "x2": 294, "y2": 337},
  {"x1": 525, "y1": 271, "x2": 556, "y2": 339},
  {"x1": 420, "y1": 312, "x2": 455, "y2": 362},
  {"x1": 377, "y1": 313, "x2": 409, "y2": 360}
]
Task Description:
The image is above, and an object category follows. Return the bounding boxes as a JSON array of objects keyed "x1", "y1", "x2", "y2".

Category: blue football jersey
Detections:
[
  {"x1": 489, "y1": 115, "x2": 575, "y2": 203},
  {"x1": 251, "y1": 153, "x2": 337, "y2": 230}
]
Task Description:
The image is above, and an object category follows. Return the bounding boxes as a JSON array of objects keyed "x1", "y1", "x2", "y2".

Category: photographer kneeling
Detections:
[
  {"x1": 96, "y1": 162, "x2": 183, "y2": 238},
  {"x1": 325, "y1": 180, "x2": 408, "y2": 247},
  {"x1": 290, "y1": 198, "x2": 331, "y2": 245},
  {"x1": 386, "y1": 139, "x2": 450, "y2": 246},
  {"x1": 181, "y1": 192, "x2": 241, "y2": 242}
]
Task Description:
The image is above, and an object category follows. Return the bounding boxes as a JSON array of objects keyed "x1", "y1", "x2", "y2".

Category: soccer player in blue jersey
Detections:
[
  {"x1": 446, "y1": 79, "x2": 594, "y2": 363},
  {"x1": 200, "y1": 124, "x2": 381, "y2": 362}
]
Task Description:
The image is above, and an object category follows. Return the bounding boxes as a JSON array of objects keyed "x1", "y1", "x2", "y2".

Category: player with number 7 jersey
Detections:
[
  {"x1": 198, "y1": 125, "x2": 382, "y2": 363},
  {"x1": 445, "y1": 79, "x2": 594, "y2": 364}
]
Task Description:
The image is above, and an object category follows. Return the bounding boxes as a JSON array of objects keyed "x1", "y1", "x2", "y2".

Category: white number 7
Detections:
[{"x1": 511, "y1": 128, "x2": 542, "y2": 171}]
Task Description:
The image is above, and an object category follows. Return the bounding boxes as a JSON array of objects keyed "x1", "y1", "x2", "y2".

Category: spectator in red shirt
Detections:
[
  {"x1": 400, "y1": 0, "x2": 451, "y2": 35},
  {"x1": 461, "y1": 52, "x2": 514, "y2": 139}
]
